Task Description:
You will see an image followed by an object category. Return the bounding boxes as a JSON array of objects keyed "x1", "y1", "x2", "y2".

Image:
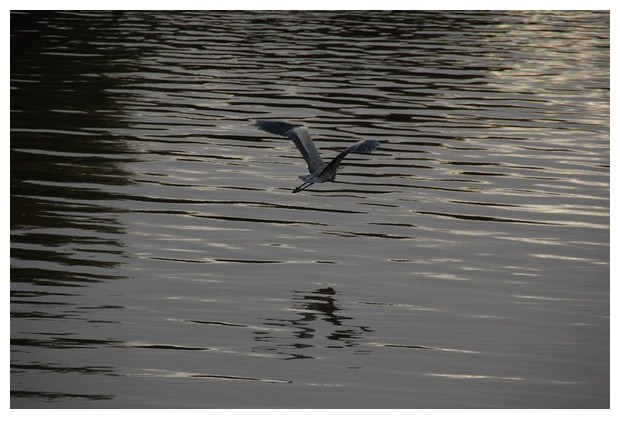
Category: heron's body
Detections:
[{"x1": 256, "y1": 120, "x2": 380, "y2": 193}]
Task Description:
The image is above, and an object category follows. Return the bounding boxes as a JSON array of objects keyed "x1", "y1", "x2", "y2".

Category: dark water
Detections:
[{"x1": 11, "y1": 10, "x2": 609, "y2": 408}]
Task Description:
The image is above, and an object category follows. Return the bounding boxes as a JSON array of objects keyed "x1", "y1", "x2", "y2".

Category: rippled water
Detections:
[{"x1": 11, "y1": 10, "x2": 609, "y2": 408}]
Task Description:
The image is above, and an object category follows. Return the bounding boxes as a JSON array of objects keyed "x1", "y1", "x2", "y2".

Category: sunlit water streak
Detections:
[{"x1": 11, "y1": 10, "x2": 608, "y2": 408}]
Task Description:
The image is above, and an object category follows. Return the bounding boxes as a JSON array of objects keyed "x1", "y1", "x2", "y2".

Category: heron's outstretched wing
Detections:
[
  {"x1": 324, "y1": 139, "x2": 380, "y2": 172},
  {"x1": 256, "y1": 120, "x2": 326, "y2": 174},
  {"x1": 345, "y1": 140, "x2": 380, "y2": 155}
]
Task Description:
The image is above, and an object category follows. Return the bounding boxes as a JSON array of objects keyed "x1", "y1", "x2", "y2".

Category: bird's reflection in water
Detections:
[{"x1": 253, "y1": 286, "x2": 372, "y2": 360}]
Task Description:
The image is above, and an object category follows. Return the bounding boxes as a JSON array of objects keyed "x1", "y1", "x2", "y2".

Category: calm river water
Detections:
[{"x1": 10, "y1": 10, "x2": 609, "y2": 408}]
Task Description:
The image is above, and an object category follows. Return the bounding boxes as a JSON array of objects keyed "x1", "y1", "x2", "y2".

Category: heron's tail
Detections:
[{"x1": 298, "y1": 174, "x2": 321, "y2": 183}]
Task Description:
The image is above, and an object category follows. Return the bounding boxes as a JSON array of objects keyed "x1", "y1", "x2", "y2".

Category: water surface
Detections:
[{"x1": 11, "y1": 10, "x2": 609, "y2": 408}]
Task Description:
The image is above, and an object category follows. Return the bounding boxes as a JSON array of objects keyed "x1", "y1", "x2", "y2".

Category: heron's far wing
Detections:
[
  {"x1": 346, "y1": 139, "x2": 380, "y2": 154},
  {"x1": 256, "y1": 120, "x2": 325, "y2": 173},
  {"x1": 327, "y1": 139, "x2": 380, "y2": 169}
]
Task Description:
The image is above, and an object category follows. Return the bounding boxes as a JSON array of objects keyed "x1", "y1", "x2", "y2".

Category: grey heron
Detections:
[{"x1": 256, "y1": 120, "x2": 380, "y2": 193}]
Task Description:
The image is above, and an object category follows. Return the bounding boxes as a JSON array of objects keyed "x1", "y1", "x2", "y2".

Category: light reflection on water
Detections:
[{"x1": 11, "y1": 10, "x2": 608, "y2": 408}]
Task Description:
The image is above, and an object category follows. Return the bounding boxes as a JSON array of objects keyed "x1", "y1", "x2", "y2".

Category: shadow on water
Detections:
[
  {"x1": 253, "y1": 287, "x2": 373, "y2": 360},
  {"x1": 10, "y1": 11, "x2": 143, "y2": 402},
  {"x1": 11, "y1": 11, "x2": 137, "y2": 287}
]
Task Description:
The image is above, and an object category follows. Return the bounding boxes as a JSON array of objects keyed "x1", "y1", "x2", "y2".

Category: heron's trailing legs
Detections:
[{"x1": 293, "y1": 182, "x2": 314, "y2": 193}]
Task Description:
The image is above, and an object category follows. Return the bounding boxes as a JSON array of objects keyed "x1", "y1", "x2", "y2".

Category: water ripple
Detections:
[{"x1": 11, "y1": 10, "x2": 609, "y2": 408}]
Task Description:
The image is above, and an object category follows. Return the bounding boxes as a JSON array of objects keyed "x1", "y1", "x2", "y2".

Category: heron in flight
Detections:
[{"x1": 256, "y1": 120, "x2": 380, "y2": 193}]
